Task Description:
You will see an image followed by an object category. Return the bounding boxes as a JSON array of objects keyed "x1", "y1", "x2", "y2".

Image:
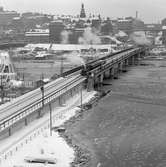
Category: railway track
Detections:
[
  {"x1": 0, "y1": 74, "x2": 85, "y2": 132},
  {"x1": 0, "y1": 46, "x2": 145, "y2": 133}
]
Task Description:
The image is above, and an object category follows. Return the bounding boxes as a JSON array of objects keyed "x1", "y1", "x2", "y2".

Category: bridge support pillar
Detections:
[
  {"x1": 137, "y1": 53, "x2": 141, "y2": 65},
  {"x1": 128, "y1": 57, "x2": 132, "y2": 66},
  {"x1": 99, "y1": 74, "x2": 104, "y2": 86},
  {"x1": 114, "y1": 67, "x2": 119, "y2": 79},
  {"x1": 38, "y1": 110, "x2": 42, "y2": 118},
  {"x1": 25, "y1": 118, "x2": 28, "y2": 126},
  {"x1": 104, "y1": 70, "x2": 110, "y2": 79},
  {"x1": 87, "y1": 74, "x2": 94, "y2": 92},
  {"x1": 59, "y1": 96, "x2": 65, "y2": 106},
  {"x1": 9, "y1": 128, "x2": 11, "y2": 136},
  {"x1": 70, "y1": 89, "x2": 73, "y2": 97},
  {"x1": 110, "y1": 67, "x2": 114, "y2": 79},
  {"x1": 125, "y1": 59, "x2": 129, "y2": 66},
  {"x1": 122, "y1": 59, "x2": 128, "y2": 72},
  {"x1": 118, "y1": 62, "x2": 123, "y2": 73},
  {"x1": 132, "y1": 56, "x2": 135, "y2": 65}
]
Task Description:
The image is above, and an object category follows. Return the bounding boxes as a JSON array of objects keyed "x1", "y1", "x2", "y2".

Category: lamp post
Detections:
[
  {"x1": 49, "y1": 103, "x2": 52, "y2": 136},
  {"x1": 41, "y1": 73, "x2": 44, "y2": 108},
  {"x1": 40, "y1": 85, "x2": 44, "y2": 108},
  {"x1": 39, "y1": 74, "x2": 45, "y2": 117},
  {"x1": 0, "y1": 75, "x2": 4, "y2": 104}
]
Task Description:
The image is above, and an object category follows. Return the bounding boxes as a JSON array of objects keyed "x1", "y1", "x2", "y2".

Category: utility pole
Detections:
[
  {"x1": 40, "y1": 85, "x2": 44, "y2": 108},
  {"x1": 39, "y1": 73, "x2": 44, "y2": 117},
  {"x1": 49, "y1": 103, "x2": 53, "y2": 136},
  {"x1": 41, "y1": 73, "x2": 44, "y2": 108},
  {"x1": 0, "y1": 75, "x2": 4, "y2": 104}
]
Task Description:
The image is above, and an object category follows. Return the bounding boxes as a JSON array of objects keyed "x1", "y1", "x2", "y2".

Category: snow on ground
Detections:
[
  {"x1": 3, "y1": 131, "x2": 74, "y2": 167},
  {"x1": 0, "y1": 90, "x2": 97, "y2": 167}
]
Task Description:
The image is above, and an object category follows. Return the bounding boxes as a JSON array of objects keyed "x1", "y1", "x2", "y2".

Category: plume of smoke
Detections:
[
  {"x1": 130, "y1": 31, "x2": 151, "y2": 46},
  {"x1": 61, "y1": 30, "x2": 71, "y2": 44},
  {"x1": 78, "y1": 27, "x2": 101, "y2": 45},
  {"x1": 63, "y1": 51, "x2": 85, "y2": 66}
]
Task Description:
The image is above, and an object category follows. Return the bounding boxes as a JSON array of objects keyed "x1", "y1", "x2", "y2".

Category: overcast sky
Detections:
[{"x1": 1, "y1": 0, "x2": 165, "y2": 23}]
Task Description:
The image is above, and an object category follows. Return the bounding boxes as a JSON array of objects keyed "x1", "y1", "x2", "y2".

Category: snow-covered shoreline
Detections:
[{"x1": 0, "y1": 90, "x2": 97, "y2": 167}]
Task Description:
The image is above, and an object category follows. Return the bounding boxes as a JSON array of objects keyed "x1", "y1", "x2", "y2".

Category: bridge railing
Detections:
[{"x1": 0, "y1": 75, "x2": 85, "y2": 132}]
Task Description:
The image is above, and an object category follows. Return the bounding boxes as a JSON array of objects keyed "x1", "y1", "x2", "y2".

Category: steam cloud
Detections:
[
  {"x1": 79, "y1": 27, "x2": 101, "y2": 45},
  {"x1": 63, "y1": 51, "x2": 85, "y2": 66},
  {"x1": 61, "y1": 30, "x2": 72, "y2": 44},
  {"x1": 130, "y1": 31, "x2": 151, "y2": 46}
]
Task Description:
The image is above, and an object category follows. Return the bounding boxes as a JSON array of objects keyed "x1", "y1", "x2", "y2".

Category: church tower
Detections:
[{"x1": 80, "y1": 3, "x2": 86, "y2": 18}]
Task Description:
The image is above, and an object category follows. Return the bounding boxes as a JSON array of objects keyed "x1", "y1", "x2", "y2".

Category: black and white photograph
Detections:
[{"x1": 0, "y1": 0, "x2": 165, "y2": 167}]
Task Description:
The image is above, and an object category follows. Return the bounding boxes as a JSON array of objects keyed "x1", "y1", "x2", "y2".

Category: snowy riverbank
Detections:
[{"x1": 1, "y1": 90, "x2": 97, "y2": 167}]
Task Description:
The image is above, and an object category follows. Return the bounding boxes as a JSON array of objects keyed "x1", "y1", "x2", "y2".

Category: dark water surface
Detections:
[{"x1": 68, "y1": 60, "x2": 166, "y2": 167}]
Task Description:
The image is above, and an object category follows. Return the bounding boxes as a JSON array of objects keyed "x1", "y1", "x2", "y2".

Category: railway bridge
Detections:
[
  {"x1": 0, "y1": 46, "x2": 148, "y2": 163},
  {"x1": 0, "y1": 46, "x2": 147, "y2": 139}
]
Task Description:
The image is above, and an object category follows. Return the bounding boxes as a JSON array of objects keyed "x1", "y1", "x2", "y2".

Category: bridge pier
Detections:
[
  {"x1": 99, "y1": 74, "x2": 104, "y2": 86},
  {"x1": 118, "y1": 62, "x2": 123, "y2": 73},
  {"x1": 113, "y1": 65, "x2": 119, "y2": 79},
  {"x1": 87, "y1": 74, "x2": 94, "y2": 92},
  {"x1": 137, "y1": 53, "x2": 141, "y2": 65},
  {"x1": 25, "y1": 118, "x2": 28, "y2": 126},
  {"x1": 122, "y1": 59, "x2": 128, "y2": 72},
  {"x1": 128, "y1": 56, "x2": 135, "y2": 66},
  {"x1": 104, "y1": 70, "x2": 110, "y2": 79},
  {"x1": 9, "y1": 128, "x2": 11, "y2": 137},
  {"x1": 132, "y1": 56, "x2": 135, "y2": 65},
  {"x1": 110, "y1": 67, "x2": 115, "y2": 79},
  {"x1": 59, "y1": 96, "x2": 65, "y2": 106}
]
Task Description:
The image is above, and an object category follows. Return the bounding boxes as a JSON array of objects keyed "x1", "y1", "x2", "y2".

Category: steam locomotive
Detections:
[{"x1": 60, "y1": 46, "x2": 136, "y2": 78}]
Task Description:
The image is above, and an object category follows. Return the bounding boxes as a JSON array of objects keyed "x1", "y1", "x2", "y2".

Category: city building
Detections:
[
  {"x1": 69, "y1": 28, "x2": 85, "y2": 44},
  {"x1": 162, "y1": 26, "x2": 166, "y2": 45},
  {"x1": 49, "y1": 20, "x2": 65, "y2": 43},
  {"x1": 0, "y1": 7, "x2": 20, "y2": 26},
  {"x1": 92, "y1": 18, "x2": 101, "y2": 30},
  {"x1": 162, "y1": 18, "x2": 166, "y2": 26},
  {"x1": 101, "y1": 18, "x2": 113, "y2": 35},
  {"x1": 117, "y1": 17, "x2": 144, "y2": 34},
  {"x1": 25, "y1": 29, "x2": 49, "y2": 43}
]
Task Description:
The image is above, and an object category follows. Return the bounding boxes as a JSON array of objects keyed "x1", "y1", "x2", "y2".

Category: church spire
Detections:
[{"x1": 80, "y1": 3, "x2": 86, "y2": 18}]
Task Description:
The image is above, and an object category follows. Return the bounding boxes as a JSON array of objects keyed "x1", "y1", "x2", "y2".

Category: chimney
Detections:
[{"x1": 136, "y1": 11, "x2": 138, "y2": 19}]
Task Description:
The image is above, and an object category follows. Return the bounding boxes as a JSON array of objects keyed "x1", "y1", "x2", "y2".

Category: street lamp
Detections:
[
  {"x1": 40, "y1": 85, "x2": 44, "y2": 108},
  {"x1": 40, "y1": 73, "x2": 45, "y2": 108},
  {"x1": 40, "y1": 77, "x2": 52, "y2": 136},
  {"x1": 49, "y1": 103, "x2": 52, "y2": 136}
]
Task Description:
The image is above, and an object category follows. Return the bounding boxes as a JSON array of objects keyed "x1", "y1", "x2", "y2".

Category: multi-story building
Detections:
[
  {"x1": 101, "y1": 18, "x2": 113, "y2": 35},
  {"x1": 69, "y1": 28, "x2": 84, "y2": 44},
  {"x1": 162, "y1": 26, "x2": 166, "y2": 45},
  {"x1": 25, "y1": 29, "x2": 49, "y2": 43},
  {"x1": 49, "y1": 20, "x2": 65, "y2": 43},
  {"x1": 117, "y1": 17, "x2": 144, "y2": 34},
  {"x1": 162, "y1": 18, "x2": 166, "y2": 26},
  {"x1": 0, "y1": 7, "x2": 20, "y2": 26}
]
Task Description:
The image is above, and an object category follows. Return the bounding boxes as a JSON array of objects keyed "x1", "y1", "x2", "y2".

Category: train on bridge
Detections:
[{"x1": 0, "y1": 46, "x2": 147, "y2": 140}]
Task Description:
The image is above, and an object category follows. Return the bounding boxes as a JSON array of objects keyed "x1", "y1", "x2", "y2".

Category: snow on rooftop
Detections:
[
  {"x1": 162, "y1": 26, "x2": 166, "y2": 30},
  {"x1": 115, "y1": 31, "x2": 128, "y2": 37},
  {"x1": 25, "y1": 43, "x2": 51, "y2": 50}
]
